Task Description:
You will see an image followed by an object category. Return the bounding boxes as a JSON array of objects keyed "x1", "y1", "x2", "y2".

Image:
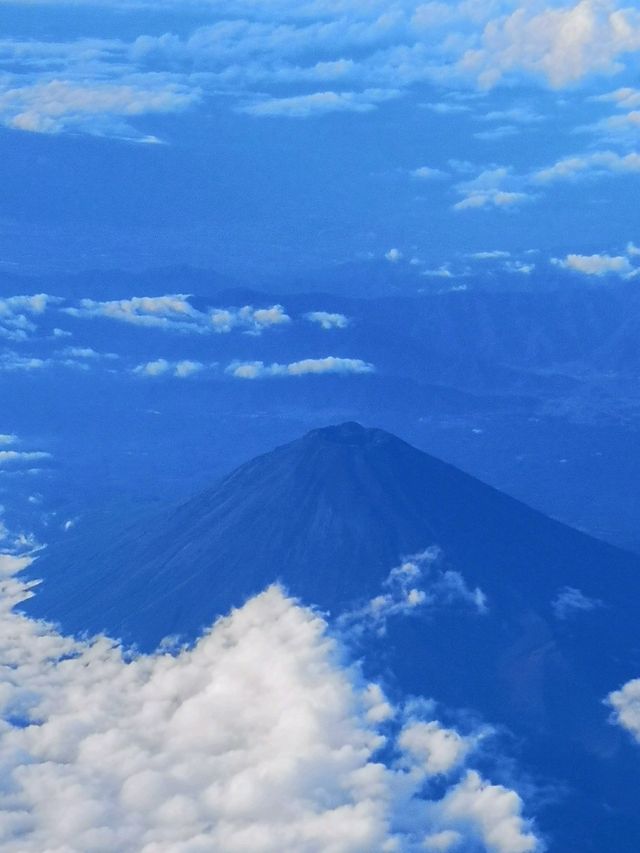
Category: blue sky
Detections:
[{"x1": 1, "y1": 0, "x2": 640, "y2": 280}]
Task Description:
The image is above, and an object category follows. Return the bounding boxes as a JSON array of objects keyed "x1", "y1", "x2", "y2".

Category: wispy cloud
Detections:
[
  {"x1": 0, "y1": 77, "x2": 197, "y2": 140},
  {"x1": 552, "y1": 586, "x2": 603, "y2": 620},
  {"x1": 240, "y1": 88, "x2": 400, "y2": 118},
  {"x1": 340, "y1": 547, "x2": 487, "y2": 638}
]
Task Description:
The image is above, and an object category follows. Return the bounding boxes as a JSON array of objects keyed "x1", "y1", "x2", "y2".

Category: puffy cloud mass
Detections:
[
  {"x1": 227, "y1": 356, "x2": 374, "y2": 379},
  {"x1": 0, "y1": 553, "x2": 541, "y2": 853},
  {"x1": 460, "y1": 0, "x2": 640, "y2": 89}
]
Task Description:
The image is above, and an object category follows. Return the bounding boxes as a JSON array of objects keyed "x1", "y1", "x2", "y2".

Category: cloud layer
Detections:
[
  {"x1": 0, "y1": 555, "x2": 540, "y2": 853},
  {"x1": 3, "y1": 1, "x2": 640, "y2": 139}
]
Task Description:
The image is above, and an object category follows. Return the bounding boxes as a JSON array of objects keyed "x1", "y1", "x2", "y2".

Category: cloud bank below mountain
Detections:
[{"x1": 0, "y1": 556, "x2": 540, "y2": 853}]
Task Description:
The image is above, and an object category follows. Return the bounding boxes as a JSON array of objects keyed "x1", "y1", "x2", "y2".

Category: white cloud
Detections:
[
  {"x1": 608, "y1": 678, "x2": 640, "y2": 742},
  {"x1": 340, "y1": 547, "x2": 487, "y2": 637},
  {"x1": 423, "y1": 829, "x2": 464, "y2": 850},
  {"x1": 305, "y1": 311, "x2": 350, "y2": 330},
  {"x1": 552, "y1": 586, "x2": 603, "y2": 619},
  {"x1": 0, "y1": 434, "x2": 18, "y2": 446},
  {"x1": 0, "y1": 77, "x2": 198, "y2": 139},
  {"x1": 598, "y1": 86, "x2": 640, "y2": 109},
  {"x1": 534, "y1": 150, "x2": 640, "y2": 182},
  {"x1": 385, "y1": 248, "x2": 403, "y2": 262},
  {"x1": 133, "y1": 358, "x2": 206, "y2": 378},
  {"x1": 0, "y1": 450, "x2": 51, "y2": 466},
  {"x1": 227, "y1": 356, "x2": 374, "y2": 379},
  {"x1": 430, "y1": 770, "x2": 539, "y2": 853},
  {"x1": 68, "y1": 296, "x2": 291, "y2": 336},
  {"x1": 411, "y1": 165, "x2": 448, "y2": 180},
  {"x1": 474, "y1": 124, "x2": 518, "y2": 141},
  {"x1": 2, "y1": 1, "x2": 640, "y2": 141},
  {"x1": 553, "y1": 252, "x2": 634, "y2": 276},
  {"x1": 0, "y1": 294, "x2": 57, "y2": 342},
  {"x1": 422, "y1": 264, "x2": 456, "y2": 278},
  {"x1": 398, "y1": 720, "x2": 472, "y2": 777},
  {"x1": 0, "y1": 553, "x2": 541, "y2": 853},
  {"x1": 454, "y1": 167, "x2": 532, "y2": 211},
  {"x1": 471, "y1": 250, "x2": 511, "y2": 259},
  {"x1": 0, "y1": 353, "x2": 51, "y2": 372},
  {"x1": 460, "y1": 1, "x2": 640, "y2": 89},
  {"x1": 240, "y1": 88, "x2": 399, "y2": 117}
]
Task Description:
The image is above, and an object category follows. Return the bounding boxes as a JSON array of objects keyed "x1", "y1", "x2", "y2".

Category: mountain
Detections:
[
  {"x1": 24, "y1": 421, "x2": 639, "y2": 647},
  {"x1": 22, "y1": 422, "x2": 640, "y2": 851}
]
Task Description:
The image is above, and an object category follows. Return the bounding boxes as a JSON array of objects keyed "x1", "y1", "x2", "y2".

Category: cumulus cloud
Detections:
[
  {"x1": 67, "y1": 296, "x2": 291, "y2": 336},
  {"x1": 227, "y1": 356, "x2": 374, "y2": 379},
  {"x1": 429, "y1": 770, "x2": 539, "y2": 853},
  {"x1": 0, "y1": 551, "x2": 541, "y2": 853},
  {"x1": 340, "y1": 547, "x2": 487, "y2": 637},
  {"x1": 133, "y1": 358, "x2": 207, "y2": 378},
  {"x1": 460, "y1": 0, "x2": 640, "y2": 89},
  {"x1": 305, "y1": 311, "x2": 350, "y2": 330},
  {"x1": 553, "y1": 252, "x2": 635, "y2": 276}
]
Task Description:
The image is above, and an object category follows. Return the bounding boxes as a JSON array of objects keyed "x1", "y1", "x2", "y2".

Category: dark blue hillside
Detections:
[{"x1": 21, "y1": 422, "x2": 640, "y2": 850}]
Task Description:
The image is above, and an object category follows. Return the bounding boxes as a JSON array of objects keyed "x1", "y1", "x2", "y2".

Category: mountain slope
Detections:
[{"x1": 25, "y1": 421, "x2": 640, "y2": 650}]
